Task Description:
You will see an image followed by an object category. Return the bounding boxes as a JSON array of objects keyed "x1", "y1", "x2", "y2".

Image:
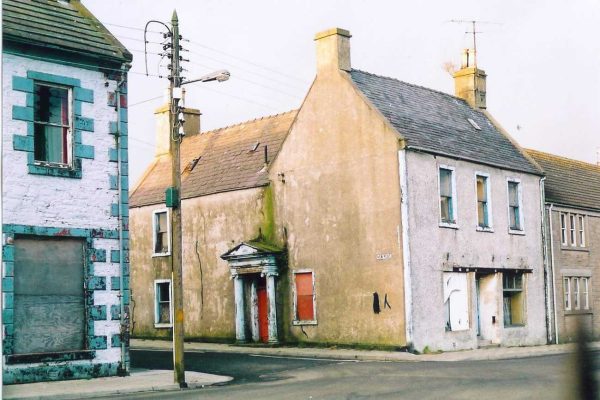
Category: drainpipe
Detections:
[
  {"x1": 398, "y1": 149, "x2": 413, "y2": 349},
  {"x1": 116, "y1": 68, "x2": 128, "y2": 374},
  {"x1": 539, "y1": 177, "x2": 552, "y2": 344},
  {"x1": 548, "y1": 202, "x2": 559, "y2": 344}
]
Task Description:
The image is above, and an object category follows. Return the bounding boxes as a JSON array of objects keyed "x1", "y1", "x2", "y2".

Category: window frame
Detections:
[
  {"x1": 475, "y1": 172, "x2": 493, "y2": 231},
  {"x1": 154, "y1": 279, "x2": 173, "y2": 328},
  {"x1": 32, "y1": 81, "x2": 74, "y2": 168},
  {"x1": 564, "y1": 277, "x2": 571, "y2": 311},
  {"x1": 582, "y1": 277, "x2": 589, "y2": 310},
  {"x1": 152, "y1": 208, "x2": 171, "y2": 257},
  {"x1": 578, "y1": 215, "x2": 586, "y2": 247},
  {"x1": 438, "y1": 165, "x2": 458, "y2": 228},
  {"x1": 292, "y1": 269, "x2": 317, "y2": 326},
  {"x1": 506, "y1": 178, "x2": 525, "y2": 234},
  {"x1": 560, "y1": 213, "x2": 568, "y2": 245},
  {"x1": 569, "y1": 214, "x2": 576, "y2": 246},
  {"x1": 502, "y1": 272, "x2": 526, "y2": 327}
]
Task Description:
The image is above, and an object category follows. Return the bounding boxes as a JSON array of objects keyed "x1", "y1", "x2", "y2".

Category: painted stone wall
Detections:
[
  {"x1": 549, "y1": 207, "x2": 600, "y2": 342},
  {"x1": 2, "y1": 53, "x2": 129, "y2": 383},
  {"x1": 405, "y1": 150, "x2": 547, "y2": 352},
  {"x1": 269, "y1": 69, "x2": 407, "y2": 346},
  {"x1": 129, "y1": 187, "x2": 268, "y2": 340}
]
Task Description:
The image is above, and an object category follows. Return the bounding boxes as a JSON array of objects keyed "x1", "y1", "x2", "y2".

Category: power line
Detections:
[
  {"x1": 103, "y1": 22, "x2": 164, "y2": 35},
  {"x1": 129, "y1": 95, "x2": 163, "y2": 107},
  {"x1": 186, "y1": 39, "x2": 306, "y2": 84}
]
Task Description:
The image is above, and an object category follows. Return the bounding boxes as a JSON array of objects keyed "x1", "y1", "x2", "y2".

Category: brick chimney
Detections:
[
  {"x1": 452, "y1": 48, "x2": 487, "y2": 109},
  {"x1": 154, "y1": 89, "x2": 201, "y2": 156},
  {"x1": 314, "y1": 28, "x2": 352, "y2": 75}
]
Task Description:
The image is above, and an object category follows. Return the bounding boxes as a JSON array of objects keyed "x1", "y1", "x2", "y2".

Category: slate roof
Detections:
[
  {"x1": 129, "y1": 110, "x2": 297, "y2": 208},
  {"x1": 2, "y1": 0, "x2": 132, "y2": 65},
  {"x1": 350, "y1": 69, "x2": 541, "y2": 175},
  {"x1": 525, "y1": 149, "x2": 600, "y2": 211}
]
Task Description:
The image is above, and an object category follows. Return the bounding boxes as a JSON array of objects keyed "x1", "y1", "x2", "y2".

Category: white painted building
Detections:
[{"x1": 2, "y1": 0, "x2": 132, "y2": 383}]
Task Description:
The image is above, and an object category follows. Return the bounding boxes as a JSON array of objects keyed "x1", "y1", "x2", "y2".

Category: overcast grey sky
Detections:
[{"x1": 85, "y1": 0, "x2": 600, "y2": 184}]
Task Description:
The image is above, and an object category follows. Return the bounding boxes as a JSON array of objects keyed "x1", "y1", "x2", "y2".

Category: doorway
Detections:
[{"x1": 257, "y1": 278, "x2": 268, "y2": 343}]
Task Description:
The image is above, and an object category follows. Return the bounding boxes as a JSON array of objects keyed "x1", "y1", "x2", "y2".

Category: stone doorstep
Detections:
[{"x1": 2, "y1": 370, "x2": 233, "y2": 400}]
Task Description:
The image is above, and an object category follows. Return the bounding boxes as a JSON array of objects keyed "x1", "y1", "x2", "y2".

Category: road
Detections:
[{"x1": 101, "y1": 349, "x2": 599, "y2": 399}]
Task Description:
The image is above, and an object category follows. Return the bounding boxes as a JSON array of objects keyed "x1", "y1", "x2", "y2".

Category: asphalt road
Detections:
[{"x1": 102, "y1": 349, "x2": 599, "y2": 399}]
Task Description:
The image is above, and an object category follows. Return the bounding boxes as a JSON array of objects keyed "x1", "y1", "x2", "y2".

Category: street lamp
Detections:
[{"x1": 182, "y1": 69, "x2": 230, "y2": 85}]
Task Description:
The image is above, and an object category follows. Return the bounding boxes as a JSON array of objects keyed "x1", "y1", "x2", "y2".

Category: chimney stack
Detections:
[
  {"x1": 314, "y1": 28, "x2": 352, "y2": 75},
  {"x1": 154, "y1": 89, "x2": 201, "y2": 156},
  {"x1": 452, "y1": 48, "x2": 487, "y2": 109}
]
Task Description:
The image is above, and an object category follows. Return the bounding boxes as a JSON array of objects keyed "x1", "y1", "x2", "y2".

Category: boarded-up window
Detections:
[
  {"x1": 295, "y1": 272, "x2": 315, "y2": 322},
  {"x1": 153, "y1": 210, "x2": 169, "y2": 255},
  {"x1": 154, "y1": 280, "x2": 172, "y2": 326},
  {"x1": 14, "y1": 237, "x2": 85, "y2": 354},
  {"x1": 443, "y1": 272, "x2": 469, "y2": 331}
]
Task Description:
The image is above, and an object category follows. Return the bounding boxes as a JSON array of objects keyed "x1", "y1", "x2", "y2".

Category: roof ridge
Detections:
[
  {"x1": 201, "y1": 109, "x2": 298, "y2": 136},
  {"x1": 525, "y1": 148, "x2": 600, "y2": 172},
  {"x1": 351, "y1": 68, "x2": 466, "y2": 104}
]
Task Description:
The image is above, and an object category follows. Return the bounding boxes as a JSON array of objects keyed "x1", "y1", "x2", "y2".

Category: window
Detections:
[
  {"x1": 293, "y1": 271, "x2": 316, "y2": 324},
  {"x1": 569, "y1": 214, "x2": 576, "y2": 246},
  {"x1": 503, "y1": 272, "x2": 525, "y2": 326},
  {"x1": 564, "y1": 276, "x2": 590, "y2": 312},
  {"x1": 564, "y1": 277, "x2": 571, "y2": 311},
  {"x1": 152, "y1": 209, "x2": 170, "y2": 256},
  {"x1": 33, "y1": 82, "x2": 72, "y2": 166},
  {"x1": 476, "y1": 174, "x2": 491, "y2": 229},
  {"x1": 578, "y1": 215, "x2": 585, "y2": 247},
  {"x1": 582, "y1": 278, "x2": 589, "y2": 310},
  {"x1": 443, "y1": 272, "x2": 469, "y2": 331},
  {"x1": 154, "y1": 280, "x2": 172, "y2": 327},
  {"x1": 439, "y1": 167, "x2": 456, "y2": 225},
  {"x1": 561, "y1": 213, "x2": 587, "y2": 248},
  {"x1": 507, "y1": 180, "x2": 523, "y2": 232},
  {"x1": 560, "y1": 213, "x2": 568, "y2": 245}
]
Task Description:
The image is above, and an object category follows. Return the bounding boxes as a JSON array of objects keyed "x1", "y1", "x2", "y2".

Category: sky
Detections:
[{"x1": 84, "y1": 0, "x2": 600, "y2": 185}]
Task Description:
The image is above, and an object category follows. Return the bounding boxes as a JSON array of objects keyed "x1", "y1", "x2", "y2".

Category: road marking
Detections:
[{"x1": 248, "y1": 354, "x2": 360, "y2": 362}]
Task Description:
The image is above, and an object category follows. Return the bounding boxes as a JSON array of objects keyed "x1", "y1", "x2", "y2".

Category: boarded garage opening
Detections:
[{"x1": 13, "y1": 237, "x2": 85, "y2": 354}]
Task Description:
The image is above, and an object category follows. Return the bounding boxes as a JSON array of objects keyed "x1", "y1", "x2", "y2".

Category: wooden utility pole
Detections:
[{"x1": 169, "y1": 9, "x2": 186, "y2": 388}]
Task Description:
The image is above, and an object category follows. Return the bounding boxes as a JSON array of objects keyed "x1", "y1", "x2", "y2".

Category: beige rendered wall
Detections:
[
  {"x1": 405, "y1": 150, "x2": 547, "y2": 352},
  {"x1": 129, "y1": 187, "x2": 268, "y2": 340},
  {"x1": 269, "y1": 69, "x2": 407, "y2": 346},
  {"x1": 549, "y1": 207, "x2": 600, "y2": 342}
]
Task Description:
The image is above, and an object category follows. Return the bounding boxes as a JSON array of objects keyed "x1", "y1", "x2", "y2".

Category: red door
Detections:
[{"x1": 257, "y1": 284, "x2": 269, "y2": 343}]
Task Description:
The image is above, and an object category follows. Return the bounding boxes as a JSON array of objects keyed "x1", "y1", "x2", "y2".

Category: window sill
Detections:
[
  {"x1": 6, "y1": 350, "x2": 95, "y2": 365},
  {"x1": 439, "y1": 222, "x2": 459, "y2": 230},
  {"x1": 560, "y1": 246, "x2": 589, "y2": 253},
  {"x1": 152, "y1": 252, "x2": 171, "y2": 258},
  {"x1": 564, "y1": 310, "x2": 592, "y2": 316},
  {"x1": 508, "y1": 229, "x2": 525, "y2": 236},
  {"x1": 154, "y1": 323, "x2": 172, "y2": 328},
  {"x1": 504, "y1": 324, "x2": 526, "y2": 328},
  {"x1": 476, "y1": 226, "x2": 494, "y2": 233},
  {"x1": 292, "y1": 320, "x2": 318, "y2": 326},
  {"x1": 28, "y1": 161, "x2": 82, "y2": 179}
]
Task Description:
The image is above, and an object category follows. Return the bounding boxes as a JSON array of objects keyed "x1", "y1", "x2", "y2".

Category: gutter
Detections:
[{"x1": 539, "y1": 177, "x2": 553, "y2": 344}]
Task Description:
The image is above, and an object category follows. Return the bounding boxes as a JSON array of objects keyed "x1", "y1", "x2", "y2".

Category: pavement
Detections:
[{"x1": 4, "y1": 339, "x2": 599, "y2": 399}]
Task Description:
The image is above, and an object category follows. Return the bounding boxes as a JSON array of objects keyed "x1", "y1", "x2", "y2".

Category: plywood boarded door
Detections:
[{"x1": 13, "y1": 237, "x2": 85, "y2": 354}]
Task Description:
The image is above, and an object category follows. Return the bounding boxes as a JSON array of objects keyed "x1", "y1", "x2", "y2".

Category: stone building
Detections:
[
  {"x1": 527, "y1": 149, "x2": 600, "y2": 342},
  {"x1": 129, "y1": 28, "x2": 547, "y2": 352},
  {"x1": 2, "y1": 0, "x2": 132, "y2": 383}
]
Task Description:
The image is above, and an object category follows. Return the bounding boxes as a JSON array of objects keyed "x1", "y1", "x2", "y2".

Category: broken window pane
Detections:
[
  {"x1": 33, "y1": 83, "x2": 71, "y2": 165},
  {"x1": 155, "y1": 281, "x2": 171, "y2": 324},
  {"x1": 154, "y1": 211, "x2": 169, "y2": 254},
  {"x1": 503, "y1": 272, "x2": 524, "y2": 326}
]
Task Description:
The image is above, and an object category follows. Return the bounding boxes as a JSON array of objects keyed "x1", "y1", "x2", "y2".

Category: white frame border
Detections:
[
  {"x1": 152, "y1": 208, "x2": 171, "y2": 257},
  {"x1": 506, "y1": 177, "x2": 525, "y2": 235},
  {"x1": 474, "y1": 171, "x2": 494, "y2": 232},
  {"x1": 154, "y1": 278, "x2": 173, "y2": 328},
  {"x1": 438, "y1": 164, "x2": 459, "y2": 229},
  {"x1": 292, "y1": 269, "x2": 318, "y2": 326}
]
